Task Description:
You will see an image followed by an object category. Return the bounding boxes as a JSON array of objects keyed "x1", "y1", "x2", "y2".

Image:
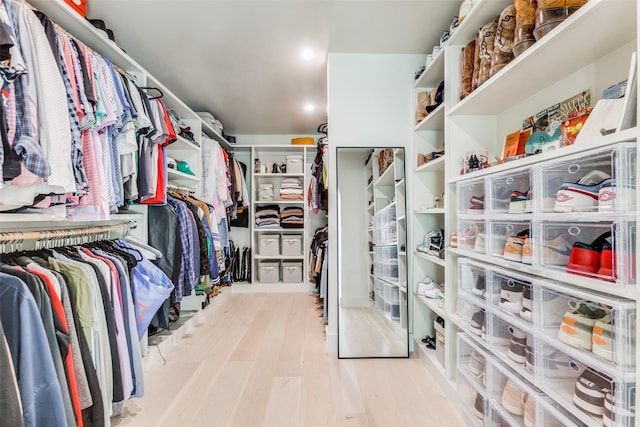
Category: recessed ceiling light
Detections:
[
  {"x1": 301, "y1": 49, "x2": 314, "y2": 61},
  {"x1": 303, "y1": 103, "x2": 315, "y2": 112}
]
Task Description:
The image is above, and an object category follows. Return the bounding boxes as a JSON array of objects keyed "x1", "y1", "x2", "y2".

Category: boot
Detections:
[
  {"x1": 459, "y1": 39, "x2": 476, "y2": 100},
  {"x1": 534, "y1": 0, "x2": 587, "y2": 41},
  {"x1": 513, "y1": 0, "x2": 537, "y2": 57},
  {"x1": 490, "y1": 4, "x2": 516, "y2": 77},
  {"x1": 477, "y1": 18, "x2": 499, "y2": 87}
]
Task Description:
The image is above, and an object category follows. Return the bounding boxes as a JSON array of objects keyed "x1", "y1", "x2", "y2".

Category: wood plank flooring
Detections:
[{"x1": 112, "y1": 290, "x2": 465, "y2": 427}]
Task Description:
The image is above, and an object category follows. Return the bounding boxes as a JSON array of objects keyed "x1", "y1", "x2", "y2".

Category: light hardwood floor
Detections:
[
  {"x1": 338, "y1": 306, "x2": 408, "y2": 357},
  {"x1": 113, "y1": 290, "x2": 465, "y2": 427}
]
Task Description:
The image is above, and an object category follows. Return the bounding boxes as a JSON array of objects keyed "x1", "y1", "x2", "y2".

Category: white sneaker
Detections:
[
  {"x1": 416, "y1": 280, "x2": 437, "y2": 296},
  {"x1": 423, "y1": 286, "x2": 441, "y2": 299},
  {"x1": 473, "y1": 232, "x2": 486, "y2": 254}
]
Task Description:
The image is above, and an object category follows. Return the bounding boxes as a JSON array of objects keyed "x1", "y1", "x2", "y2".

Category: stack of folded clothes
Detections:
[
  {"x1": 255, "y1": 205, "x2": 281, "y2": 229},
  {"x1": 279, "y1": 178, "x2": 304, "y2": 201},
  {"x1": 280, "y1": 206, "x2": 304, "y2": 228},
  {"x1": 258, "y1": 183, "x2": 275, "y2": 201}
]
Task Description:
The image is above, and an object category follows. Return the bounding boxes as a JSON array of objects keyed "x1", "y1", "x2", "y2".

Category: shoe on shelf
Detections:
[
  {"x1": 554, "y1": 170, "x2": 611, "y2": 212},
  {"x1": 520, "y1": 285, "x2": 533, "y2": 322},
  {"x1": 558, "y1": 300, "x2": 609, "y2": 351},
  {"x1": 423, "y1": 285, "x2": 442, "y2": 299},
  {"x1": 417, "y1": 229, "x2": 444, "y2": 257},
  {"x1": 468, "y1": 195, "x2": 485, "y2": 214},
  {"x1": 471, "y1": 274, "x2": 486, "y2": 298},
  {"x1": 416, "y1": 277, "x2": 437, "y2": 296},
  {"x1": 449, "y1": 231, "x2": 458, "y2": 248},
  {"x1": 566, "y1": 231, "x2": 612, "y2": 277},
  {"x1": 541, "y1": 233, "x2": 572, "y2": 266},
  {"x1": 509, "y1": 189, "x2": 530, "y2": 213},
  {"x1": 525, "y1": 335, "x2": 535, "y2": 374},
  {"x1": 474, "y1": 392, "x2": 484, "y2": 420},
  {"x1": 458, "y1": 227, "x2": 479, "y2": 249},
  {"x1": 573, "y1": 368, "x2": 612, "y2": 417},
  {"x1": 468, "y1": 350, "x2": 486, "y2": 378},
  {"x1": 597, "y1": 241, "x2": 617, "y2": 282},
  {"x1": 523, "y1": 393, "x2": 535, "y2": 427},
  {"x1": 599, "y1": 178, "x2": 637, "y2": 213},
  {"x1": 503, "y1": 229, "x2": 529, "y2": 262},
  {"x1": 470, "y1": 310, "x2": 485, "y2": 336},
  {"x1": 507, "y1": 327, "x2": 528, "y2": 364},
  {"x1": 522, "y1": 237, "x2": 533, "y2": 264},
  {"x1": 502, "y1": 379, "x2": 526, "y2": 416},
  {"x1": 423, "y1": 336, "x2": 436, "y2": 350},
  {"x1": 473, "y1": 232, "x2": 486, "y2": 254},
  {"x1": 436, "y1": 316, "x2": 445, "y2": 329},
  {"x1": 499, "y1": 280, "x2": 524, "y2": 314},
  {"x1": 603, "y1": 389, "x2": 635, "y2": 427}
]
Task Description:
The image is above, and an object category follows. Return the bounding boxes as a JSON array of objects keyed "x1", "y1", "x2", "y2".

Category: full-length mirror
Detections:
[{"x1": 337, "y1": 147, "x2": 408, "y2": 358}]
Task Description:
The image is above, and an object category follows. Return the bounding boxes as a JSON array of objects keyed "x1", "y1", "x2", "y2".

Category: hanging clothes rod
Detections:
[
  {"x1": 0, "y1": 221, "x2": 137, "y2": 253},
  {"x1": 167, "y1": 184, "x2": 196, "y2": 194}
]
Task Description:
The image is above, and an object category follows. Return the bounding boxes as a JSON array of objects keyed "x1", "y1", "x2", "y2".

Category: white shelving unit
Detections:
[{"x1": 407, "y1": 0, "x2": 639, "y2": 425}]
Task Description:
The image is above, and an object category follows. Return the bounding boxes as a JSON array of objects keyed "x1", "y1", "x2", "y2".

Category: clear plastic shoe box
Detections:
[
  {"x1": 488, "y1": 267, "x2": 535, "y2": 325},
  {"x1": 457, "y1": 178, "x2": 486, "y2": 216},
  {"x1": 537, "y1": 143, "x2": 636, "y2": 215},
  {"x1": 537, "y1": 339, "x2": 636, "y2": 427},
  {"x1": 487, "y1": 220, "x2": 532, "y2": 262},
  {"x1": 458, "y1": 258, "x2": 488, "y2": 303},
  {"x1": 487, "y1": 167, "x2": 533, "y2": 215},
  {"x1": 457, "y1": 333, "x2": 491, "y2": 392},
  {"x1": 485, "y1": 312, "x2": 536, "y2": 383},
  {"x1": 536, "y1": 281, "x2": 636, "y2": 371},
  {"x1": 457, "y1": 368, "x2": 487, "y2": 427},
  {"x1": 537, "y1": 219, "x2": 636, "y2": 286},
  {"x1": 457, "y1": 293, "x2": 487, "y2": 342},
  {"x1": 457, "y1": 219, "x2": 486, "y2": 253}
]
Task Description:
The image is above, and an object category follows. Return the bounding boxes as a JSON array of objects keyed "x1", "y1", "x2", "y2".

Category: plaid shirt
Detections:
[{"x1": 168, "y1": 196, "x2": 199, "y2": 302}]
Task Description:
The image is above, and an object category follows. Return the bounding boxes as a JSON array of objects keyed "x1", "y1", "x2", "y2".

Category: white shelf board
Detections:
[
  {"x1": 415, "y1": 156, "x2": 445, "y2": 173},
  {"x1": 254, "y1": 200, "x2": 305, "y2": 205},
  {"x1": 168, "y1": 135, "x2": 201, "y2": 151},
  {"x1": 254, "y1": 173, "x2": 305, "y2": 177},
  {"x1": 414, "y1": 103, "x2": 445, "y2": 132},
  {"x1": 413, "y1": 337, "x2": 446, "y2": 378},
  {"x1": 167, "y1": 168, "x2": 200, "y2": 182},
  {"x1": 374, "y1": 162, "x2": 395, "y2": 187},
  {"x1": 415, "y1": 294, "x2": 447, "y2": 319},
  {"x1": 414, "y1": 208, "x2": 445, "y2": 214},
  {"x1": 448, "y1": 0, "x2": 637, "y2": 116},
  {"x1": 415, "y1": 251, "x2": 446, "y2": 267},
  {"x1": 448, "y1": 127, "x2": 637, "y2": 183},
  {"x1": 253, "y1": 228, "x2": 304, "y2": 233},
  {"x1": 447, "y1": 248, "x2": 637, "y2": 300},
  {"x1": 414, "y1": 49, "x2": 445, "y2": 89},
  {"x1": 253, "y1": 255, "x2": 304, "y2": 260}
]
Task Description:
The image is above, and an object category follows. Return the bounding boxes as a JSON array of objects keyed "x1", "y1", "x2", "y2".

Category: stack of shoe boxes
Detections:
[{"x1": 454, "y1": 142, "x2": 637, "y2": 426}]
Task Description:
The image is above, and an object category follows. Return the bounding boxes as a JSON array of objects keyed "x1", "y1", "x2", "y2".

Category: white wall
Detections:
[{"x1": 326, "y1": 53, "x2": 424, "y2": 352}]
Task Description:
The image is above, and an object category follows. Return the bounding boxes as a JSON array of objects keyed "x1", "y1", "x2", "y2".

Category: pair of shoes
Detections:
[
  {"x1": 507, "y1": 326, "x2": 529, "y2": 364},
  {"x1": 458, "y1": 227, "x2": 480, "y2": 249},
  {"x1": 416, "y1": 277, "x2": 441, "y2": 299},
  {"x1": 474, "y1": 392, "x2": 485, "y2": 419},
  {"x1": 503, "y1": 229, "x2": 530, "y2": 262},
  {"x1": 509, "y1": 188, "x2": 532, "y2": 213},
  {"x1": 470, "y1": 309, "x2": 485, "y2": 336},
  {"x1": 553, "y1": 170, "x2": 612, "y2": 212},
  {"x1": 422, "y1": 335, "x2": 436, "y2": 349},
  {"x1": 468, "y1": 350, "x2": 486, "y2": 378},
  {"x1": 558, "y1": 300, "x2": 610, "y2": 353},
  {"x1": 502, "y1": 379, "x2": 527, "y2": 416},
  {"x1": 498, "y1": 279, "x2": 527, "y2": 314},
  {"x1": 573, "y1": 367, "x2": 612, "y2": 418},
  {"x1": 542, "y1": 233, "x2": 573, "y2": 266},
  {"x1": 471, "y1": 274, "x2": 486, "y2": 299},
  {"x1": 566, "y1": 231, "x2": 616, "y2": 281},
  {"x1": 468, "y1": 195, "x2": 485, "y2": 214},
  {"x1": 416, "y1": 229, "x2": 444, "y2": 257}
]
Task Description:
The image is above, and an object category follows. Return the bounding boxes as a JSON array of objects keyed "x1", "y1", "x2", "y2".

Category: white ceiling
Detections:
[{"x1": 88, "y1": 1, "x2": 460, "y2": 135}]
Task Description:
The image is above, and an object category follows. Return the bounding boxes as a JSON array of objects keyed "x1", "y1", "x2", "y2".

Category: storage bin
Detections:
[
  {"x1": 537, "y1": 143, "x2": 636, "y2": 214},
  {"x1": 258, "y1": 234, "x2": 280, "y2": 256},
  {"x1": 488, "y1": 267, "x2": 535, "y2": 324},
  {"x1": 458, "y1": 258, "x2": 488, "y2": 302},
  {"x1": 487, "y1": 167, "x2": 533, "y2": 214},
  {"x1": 282, "y1": 261, "x2": 303, "y2": 283},
  {"x1": 536, "y1": 282, "x2": 636, "y2": 370},
  {"x1": 536, "y1": 394, "x2": 591, "y2": 427},
  {"x1": 457, "y1": 178, "x2": 485, "y2": 216},
  {"x1": 281, "y1": 235, "x2": 302, "y2": 256},
  {"x1": 457, "y1": 219, "x2": 486, "y2": 253},
  {"x1": 457, "y1": 333, "x2": 491, "y2": 391},
  {"x1": 487, "y1": 220, "x2": 532, "y2": 263},
  {"x1": 538, "y1": 219, "x2": 636, "y2": 285},
  {"x1": 537, "y1": 340, "x2": 636, "y2": 427},
  {"x1": 286, "y1": 154, "x2": 304, "y2": 174},
  {"x1": 486, "y1": 359, "x2": 543, "y2": 427},
  {"x1": 259, "y1": 262, "x2": 280, "y2": 283},
  {"x1": 457, "y1": 369, "x2": 486, "y2": 426},
  {"x1": 486, "y1": 312, "x2": 536, "y2": 383}
]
